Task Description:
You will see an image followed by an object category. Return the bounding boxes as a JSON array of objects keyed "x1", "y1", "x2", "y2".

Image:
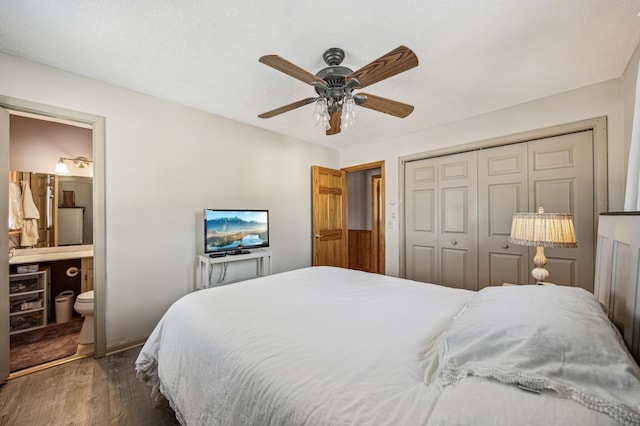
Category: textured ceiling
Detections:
[{"x1": 1, "y1": 1, "x2": 639, "y2": 149}]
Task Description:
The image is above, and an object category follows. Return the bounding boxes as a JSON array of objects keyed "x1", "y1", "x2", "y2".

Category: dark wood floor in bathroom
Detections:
[{"x1": 0, "y1": 346, "x2": 181, "y2": 425}]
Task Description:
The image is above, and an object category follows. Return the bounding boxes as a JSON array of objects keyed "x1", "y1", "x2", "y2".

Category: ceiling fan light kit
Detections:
[{"x1": 258, "y1": 46, "x2": 418, "y2": 135}]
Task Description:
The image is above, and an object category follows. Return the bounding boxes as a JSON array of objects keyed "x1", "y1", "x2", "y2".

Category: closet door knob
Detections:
[
  {"x1": 451, "y1": 240, "x2": 458, "y2": 246},
  {"x1": 502, "y1": 244, "x2": 509, "y2": 249}
]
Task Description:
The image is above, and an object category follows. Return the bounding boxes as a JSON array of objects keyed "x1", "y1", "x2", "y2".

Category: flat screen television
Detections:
[{"x1": 204, "y1": 209, "x2": 269, "y2": 255}]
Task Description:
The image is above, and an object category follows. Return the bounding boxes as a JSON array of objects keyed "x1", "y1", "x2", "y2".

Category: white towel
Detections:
[
  {"x1": 8, "y1": 181, "x2": 23, "y2": 230},
  {"x1": 20, "y1": 180, "x2": 40, "y2": 247}
]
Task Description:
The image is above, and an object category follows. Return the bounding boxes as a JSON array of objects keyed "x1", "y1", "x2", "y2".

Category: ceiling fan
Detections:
[{"x1": 258, "y1": 46, "x2": 419, "y2": 136}]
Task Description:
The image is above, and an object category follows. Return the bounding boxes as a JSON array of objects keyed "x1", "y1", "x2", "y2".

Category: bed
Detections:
[{"x1": 136, "y1": 257, "x2": 640, "y2": 426}]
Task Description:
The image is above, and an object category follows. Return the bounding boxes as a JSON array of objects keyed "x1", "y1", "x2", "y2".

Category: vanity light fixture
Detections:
[{"x1": 54, "y1": 156, "x2": 93, "y2": 174}]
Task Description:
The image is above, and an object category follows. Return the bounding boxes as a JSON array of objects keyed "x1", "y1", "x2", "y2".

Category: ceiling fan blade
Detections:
[
  {"x1": 346, "y1": 46, "x2": 418, "y2": 89},
  {"x1": 356, "y1": 93, "x2": 414, "y2": 118},
  {"x1": 259, "y1": 55, "x2": 328, "y2": 87},
  {"x1": 258, "y1": 98, "x2": 316, "y2": 119},
  {"x1": 326, "y1": 111, "x2": 341, "y2": 135}
]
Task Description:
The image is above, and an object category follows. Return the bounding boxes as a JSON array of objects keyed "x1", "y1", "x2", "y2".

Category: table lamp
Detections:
[{"x1": 509, "y1": 207, "x2": 577, "y2": 283}]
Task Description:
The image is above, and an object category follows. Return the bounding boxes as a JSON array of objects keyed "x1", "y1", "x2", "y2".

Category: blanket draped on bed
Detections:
[
  {"x1": 136, "y1": 267, "x2": 473, "y2": 426},
  {"x1": 437, "y1": 285, "x2": 640, "y2": 426}
]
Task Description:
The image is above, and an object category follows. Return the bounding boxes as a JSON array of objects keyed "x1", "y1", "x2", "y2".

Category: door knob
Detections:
[
  {"x1": 314, "y1": 234, "x2": 321, "y2": 239},
  {"x1": 451, "y1": 240, "x2": 458, "y2": 245},
  {"x1": 502, "y1": 244, "x2": 509, "y2": 249}
]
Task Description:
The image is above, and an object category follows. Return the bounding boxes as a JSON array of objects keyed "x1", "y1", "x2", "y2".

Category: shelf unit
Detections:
[{"x1": 9, "y1": 270, "x2": 48, "y2": 335}]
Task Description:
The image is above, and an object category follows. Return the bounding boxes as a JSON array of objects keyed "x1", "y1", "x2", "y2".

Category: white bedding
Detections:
[
  {"x1": 437, "y1": 285, "x2": 640, "y2": 425},
  {"x1": 136, "y1": 266, "x2": 639, "y2": 426}
]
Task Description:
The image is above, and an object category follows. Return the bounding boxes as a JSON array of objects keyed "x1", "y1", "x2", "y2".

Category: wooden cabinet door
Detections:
[
  {"x1": 312, "y1": 166, "x2": 347, "y2": 267},
  {"x1": 81, "y1": 257, "x2": 94, "y2": 293}
]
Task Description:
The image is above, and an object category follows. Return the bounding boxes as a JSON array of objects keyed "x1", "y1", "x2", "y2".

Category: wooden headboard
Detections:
[{"x1": 594, "y1": 212, "x2": 640, "y2": 363}]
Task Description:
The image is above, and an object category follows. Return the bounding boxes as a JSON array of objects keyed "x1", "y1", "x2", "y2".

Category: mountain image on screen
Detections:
[{"x1": 206, "y1": 216, "x2": 268, "y2": 250}]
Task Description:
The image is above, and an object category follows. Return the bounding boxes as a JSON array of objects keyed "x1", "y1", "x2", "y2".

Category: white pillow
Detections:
[{"x1": 437, "y1": 285, "x2": 640, "y2": 426}]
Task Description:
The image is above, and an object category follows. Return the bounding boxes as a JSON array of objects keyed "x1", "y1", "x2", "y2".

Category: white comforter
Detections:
[{"x1": 136, "y1": 266, "x2": 637, "y2": 426}]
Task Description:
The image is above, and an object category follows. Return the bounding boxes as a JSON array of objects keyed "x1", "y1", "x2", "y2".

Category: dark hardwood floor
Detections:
[{"x1": 0, "y1": 346, "x2": 180, "y2": 425}]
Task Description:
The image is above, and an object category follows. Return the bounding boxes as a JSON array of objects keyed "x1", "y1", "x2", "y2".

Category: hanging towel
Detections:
[
  {"x1": 20, "y1": 180, "x2": 40, "y2": 247},
  {"x1": 8, "y1": 181, "x2": 24, "y2": 230}
]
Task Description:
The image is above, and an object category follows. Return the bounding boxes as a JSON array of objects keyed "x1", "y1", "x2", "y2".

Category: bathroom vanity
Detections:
[
  {"x1": 9, "y1": 245, "x2": 94, "y2": 323},
  {"x1": 9, "y1": 245, "x2": 94, "y2": 291}
]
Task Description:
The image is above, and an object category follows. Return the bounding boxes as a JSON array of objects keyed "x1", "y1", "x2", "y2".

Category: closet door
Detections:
[
  {"x1": 404, "y1": 158, "x2": 439, "y2": 283},
  {"x1": 404, "y1": 151, "x2": 478, "y2": 290},
  {"x1": 438, "y1": 152, "x2": 478, "y2": 291},
  {"x1": 478, "y1": 144, "x2": 529, "y2": 288},
  {"x1": 528, "y1": 131, "x2": 595, "y2": 291},
  {"x1": 405, "y1": 129, "x2": 597, "y2": 292}
]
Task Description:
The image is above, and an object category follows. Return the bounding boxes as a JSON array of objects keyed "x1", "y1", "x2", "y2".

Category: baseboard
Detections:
[{"x1": 105, "y1": 337, "x2": 147, "y2": 356}]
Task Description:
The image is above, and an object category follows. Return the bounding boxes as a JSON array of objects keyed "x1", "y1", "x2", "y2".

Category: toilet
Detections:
[{"x1": 74, "y1": 290, "x2": 94, "y2": 345}]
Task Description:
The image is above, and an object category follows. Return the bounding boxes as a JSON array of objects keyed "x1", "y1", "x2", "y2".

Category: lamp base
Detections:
[
  {"x1": 531, "y1": 267, "x2": 550, "y2": 283},
  {"x1": 531, "y1": 246, "x2": 550, "y2": 284}
]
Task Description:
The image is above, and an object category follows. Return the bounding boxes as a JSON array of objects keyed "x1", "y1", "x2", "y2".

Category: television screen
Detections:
[{"x1": 204, "y1": 209, "x2": 269, "y2": 254}]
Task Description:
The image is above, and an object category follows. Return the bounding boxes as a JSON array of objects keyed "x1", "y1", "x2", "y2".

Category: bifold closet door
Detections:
[
  {"x1": 477, "y1": 131, "x2": 594, "y2": 290},
  {"x1": 437, "y1": 152, "x2": 478, "y2": 290},
  {"x1": 406, "y1": 129, "x2": 595, "y2": 292},
  {"x1": 528, "y1": 131, "x2": 595, "y2": 291},
  {"x1": 405, "y1": 158, "x2": 439, "y2": 283},
  {"x1": 477, "y1": 143, "x2": 529, "y2": 288},
  {"x1": 405, "y1": 151, "x2": 478, "y2": 290}
]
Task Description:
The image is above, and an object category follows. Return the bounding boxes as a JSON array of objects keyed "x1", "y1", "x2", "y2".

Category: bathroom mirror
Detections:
[
  {"x1": 8, "y1": 112, "x2": 93, "y2": 249},
  {"x1": 9, "y1": 171, "x2": 93, "y2": 248}
]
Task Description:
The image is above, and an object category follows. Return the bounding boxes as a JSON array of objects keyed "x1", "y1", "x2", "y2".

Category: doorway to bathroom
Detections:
[
  {"x1": 8, "y1": 114, "x2": 93, "y2": 376},
  {"x1": 1, "y1": 97, "x2": 106, "y2": 381}
]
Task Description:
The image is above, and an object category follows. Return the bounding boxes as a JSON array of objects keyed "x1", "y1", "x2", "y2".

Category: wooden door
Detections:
[
  {"x1": 312, "y1": 166, "x2": 347, "y2": 267},
  {"x1": 1, "y1": 107, "x2": 10, "y2": 383},
  {"x1": 478, "y1": 143, "x2": 529, "y2": 288},
  {"x1": 528, "y1": 130, "x2": 594, "y2": 290},
  {"x1": 29, "y1": 173, "x2": 56, "y2": 247},
  {"x1": 371, "y1": 174, "x2": 383, "y2": 274}
]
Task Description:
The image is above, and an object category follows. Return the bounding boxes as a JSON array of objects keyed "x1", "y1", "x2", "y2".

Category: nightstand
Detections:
[{"x1": 502, "y1": 282, "x2": 557, "y2": 286}]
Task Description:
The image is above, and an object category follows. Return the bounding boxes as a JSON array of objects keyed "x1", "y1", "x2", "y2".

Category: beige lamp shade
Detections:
[
  {"x1": 509, "y1": 207, "x2": 576, "y2": 283},
  {"x1": 509, "y1": 208, "x2": 577, "y2": 248}
]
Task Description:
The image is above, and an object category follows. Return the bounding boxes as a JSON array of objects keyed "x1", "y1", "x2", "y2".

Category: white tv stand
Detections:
[{"x1": 197, "y1": 248, "x2": 272, "y2": 290}]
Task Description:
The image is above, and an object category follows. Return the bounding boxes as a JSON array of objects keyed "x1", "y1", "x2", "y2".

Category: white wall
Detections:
[
  {"x1": 340, "y1": 79, "x2": 626, "y2": 277},
  {"x1": 622, "y1": 40, "x2": 640, "y2": 208},
  {"x1": 0, "y1": 53, "x2": 339, "y2": 349},
  {"x1": 10, "y1": 115, "x2": 94, "y2": 178}
]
